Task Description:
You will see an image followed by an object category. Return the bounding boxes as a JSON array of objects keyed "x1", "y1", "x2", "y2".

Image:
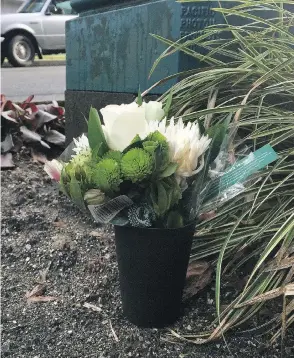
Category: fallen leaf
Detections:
[
  {"x1": 25, "y1": 284, "x2": 46, "y2": 298},
  {"x1": 184, "y1": 261, "x2": 213, "y2": 300},
  {"x1": 83, "y1": 302, "x2": 102, "y2": 312},
  {"x1": 31, "y1": 150, "x2": 47, "y2": 164},
  {"x1": 27, "y1": 296, "x2": 58, "y2": 303},
  {"x1": 89, "y1": 231, "x2": 103, "y2": 238},
  {"x1": 1, "y1": 153, "x2": 15, "y2": 168},
  {"x1": 53, "y1": 220, "x2": 66, "y2": 228}
]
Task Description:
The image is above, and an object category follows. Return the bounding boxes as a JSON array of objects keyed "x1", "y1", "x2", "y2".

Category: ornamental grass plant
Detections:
[{"x1": 151, "y1": 0, "x2": 294, "y2": 344}]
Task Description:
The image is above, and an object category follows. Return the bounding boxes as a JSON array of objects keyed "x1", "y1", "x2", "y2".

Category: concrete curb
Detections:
[{"x1": 1, "y1": 60, "x2": 66, "y2": 68}]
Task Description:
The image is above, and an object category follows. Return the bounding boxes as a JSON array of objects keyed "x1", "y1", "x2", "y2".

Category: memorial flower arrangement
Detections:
[
  {"x1": 44, "y1": 95, "x2": 277, "y2": 328},
  {"x1": 45, "y1": 97, "x2": 230, "y2": 229}
]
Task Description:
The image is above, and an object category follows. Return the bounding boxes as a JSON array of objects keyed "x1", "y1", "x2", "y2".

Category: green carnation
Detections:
[
  {"x1": 90, "y1": 158, "x2": 122, "y2": 195},
  {"x1": 121, "y1": 148, "x2": 154, "y2": 183}
]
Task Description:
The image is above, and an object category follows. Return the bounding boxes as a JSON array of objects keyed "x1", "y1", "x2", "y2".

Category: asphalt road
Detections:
[{"x1": 1, "y1": 65, "x2": 66, "y2": 102}]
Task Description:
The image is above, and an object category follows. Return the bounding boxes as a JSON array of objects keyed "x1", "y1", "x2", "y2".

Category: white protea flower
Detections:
[
  {"x1": 148, "y1": 117, "x2": 211, "y2": 178},
  {"x1": 72, "y1": 134, "x2": 90, "y2": 157}
]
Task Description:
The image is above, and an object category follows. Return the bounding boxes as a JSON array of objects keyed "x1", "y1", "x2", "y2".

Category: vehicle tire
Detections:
[{"x1": 6, "y1": 35, "x2": 35, "y2": 67}]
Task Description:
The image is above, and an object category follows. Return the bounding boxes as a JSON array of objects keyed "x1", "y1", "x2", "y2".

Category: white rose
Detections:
[
  {"x1": 100, "y1": 101, "x2": 165, "y2": 151},
  {"x1": 142, "y1": 101, "x2": 165, "y2": 122}
]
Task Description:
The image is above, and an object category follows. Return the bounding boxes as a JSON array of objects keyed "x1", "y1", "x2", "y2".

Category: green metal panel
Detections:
[{"x1": 66, "y1": 0, "x2": 181, "y2": 94}]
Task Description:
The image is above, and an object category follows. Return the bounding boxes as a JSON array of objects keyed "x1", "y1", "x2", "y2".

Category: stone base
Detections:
[{"x1": 65, "y1": 90, "x2": 158, "y2": 144}]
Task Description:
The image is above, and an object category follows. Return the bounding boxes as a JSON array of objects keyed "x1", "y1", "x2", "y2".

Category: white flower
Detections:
[
  {"x1": 44, "y1": 159, "x2": 63, "y2": 181},
  {"x1": 148, "y1": 117, "x2": 211, "y2": 178},
  {"x1": 100, "y1": 101, "x2": 165, "y2": 151},
  {"x1": 72, "y1": 134, "x2": 89, "y2": 156},
  {"x1": 142, "y1": 101, "x2": 165, "y2": 123}
]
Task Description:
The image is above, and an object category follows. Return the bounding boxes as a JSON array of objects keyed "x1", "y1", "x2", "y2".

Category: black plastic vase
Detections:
[{"x1": 114, "y1": 223, "x2": 195, "y2": 328}]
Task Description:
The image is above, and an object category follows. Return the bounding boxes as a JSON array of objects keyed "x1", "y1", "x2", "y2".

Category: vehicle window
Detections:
[
  {"x1": 19, "y1": 0, "x2": 47, "y2": 13},
  {"x1": 48, "y1": 1, "x2": 77, "y2": 15}
]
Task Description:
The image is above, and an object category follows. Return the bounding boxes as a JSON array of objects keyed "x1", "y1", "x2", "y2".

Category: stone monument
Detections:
[{"x1": 65, "y1": 0, "x2": 225, "y2": 142}]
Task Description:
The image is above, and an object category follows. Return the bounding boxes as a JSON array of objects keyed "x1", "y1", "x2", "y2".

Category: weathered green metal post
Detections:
[{"x1": 65, "y1": 1, "x2": 222, "y2": 142}]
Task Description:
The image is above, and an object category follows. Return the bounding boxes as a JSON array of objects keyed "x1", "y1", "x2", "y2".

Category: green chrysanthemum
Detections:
[
  {"x1": 90, "y1": 158, "x2": 122, "y2": 195},
  {"x1": 121, "y1": 148, "x2": 154, "y2": 183},
  {"x1": 71, "y1": 149, "x2": 92, "y2": 168}
]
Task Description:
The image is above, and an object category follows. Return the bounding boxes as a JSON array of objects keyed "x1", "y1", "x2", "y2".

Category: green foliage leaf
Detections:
[
  {"x1": 164, "y1": 90, "x2": 173, "y2": 117},
  {"x1": 102, "y1": 150, "x2": 122, "y2": 162},
  {"x1": 122, "y1": 139, "x2": 144, "y2": 153},
  {"x1": 88, "y1": 107, "x2": 108, "y2": 156},
  {"x1": 59, "y1": 168, "x2": 70, "y2": 197},
  {"x1": 206, "y1": 124, "x2": 227, "y2": 164},
  {"x1": 197, "y1": 119, "x2": 206, "y2": 136},
  {"x1": 143, "y1": 140, "x2": 159, "y2": 154},
  {"x1": 166, "y1": 211, "x2": 184, "y2": 229},
  {"x1": 131, "y1": 134, "x2": 141, "y2": 144},
  {"x1": 157, "y1": 181, "x2": 168, "y2": 216},
  {"x1": 69, "y1": 176, "x2": 86, "y2": 211},
  {"x1": 136, "y1": 87, "x2": 143, "y2": 106},
  {"x1": 159, "y1": 162, "x2": 178, "y2": 178}
]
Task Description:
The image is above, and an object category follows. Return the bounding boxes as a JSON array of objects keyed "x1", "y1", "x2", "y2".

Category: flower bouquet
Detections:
[{"x1": 44, "y1": 97, "x2": 277, "y2": 327}]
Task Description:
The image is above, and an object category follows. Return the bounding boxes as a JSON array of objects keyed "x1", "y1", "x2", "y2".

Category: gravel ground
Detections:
[{"x1": 1, "y1": 151, "x2": 293, "y2": 358}]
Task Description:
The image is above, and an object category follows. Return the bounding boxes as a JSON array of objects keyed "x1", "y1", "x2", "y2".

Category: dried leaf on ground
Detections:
[
  {"x1": 89, "y1": 231, "x2": 103, "y2": 238},
  {"x1": 25, "y1": 284, "x2": 46, "y2": 299},
  {"x1": 53, "y1": 220, "x2": 67, "y2": 228},
  {"x1": 184, "y1": 261, "x2": 213, "y2": 300},
  {"x1": 1, "y1": 153, "x2": 15, "y2": 168},
  {"x1": 31, "y1": 150, "x2": 47, "y2": 164},
  {"x1": 27, "y1": 296, "x2": 58, "y2": 303},
  {"x1": 83, "y1": 302, "x2": 102, "y2": 312}
]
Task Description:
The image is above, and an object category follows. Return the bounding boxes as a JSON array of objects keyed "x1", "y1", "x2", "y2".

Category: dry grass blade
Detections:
[{"x1": 109, "y1": 320, "x2": 119, "y2": 342}]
